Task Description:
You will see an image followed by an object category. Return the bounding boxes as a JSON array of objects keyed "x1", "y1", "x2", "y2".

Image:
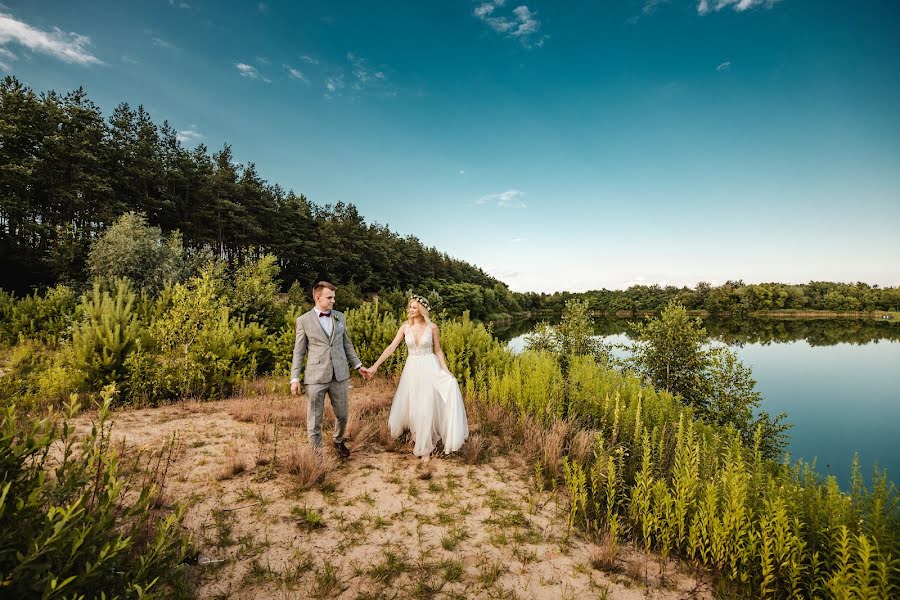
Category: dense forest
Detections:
[
  {"x1": 538, "y1": 281, "x2": 900, "y2": 315},
  {"x1": 0, "y1": 77, "x2": 542, "y2": 318}
]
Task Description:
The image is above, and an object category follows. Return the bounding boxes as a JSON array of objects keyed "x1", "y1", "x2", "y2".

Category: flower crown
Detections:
[{"x1": 410, "y1": 294, "x2": 431, "y2": 311}]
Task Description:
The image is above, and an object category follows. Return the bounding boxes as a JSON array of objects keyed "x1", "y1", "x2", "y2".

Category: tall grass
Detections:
[{"x1": 473, "y1": 347, "x2": 899, "y2": 598}]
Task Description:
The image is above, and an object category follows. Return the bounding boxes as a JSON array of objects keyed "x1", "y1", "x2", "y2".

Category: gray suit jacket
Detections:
[{"x1": 290, "y1": 309, "x2": 362, "y2": 385}]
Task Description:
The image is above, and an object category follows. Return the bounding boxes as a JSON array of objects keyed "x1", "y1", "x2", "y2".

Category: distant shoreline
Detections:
[{"x1": 490, "y1": 309, "x2": 899, "y2": 324}]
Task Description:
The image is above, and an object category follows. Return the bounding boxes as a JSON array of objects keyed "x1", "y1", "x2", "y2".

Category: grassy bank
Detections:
[{"x1": 2, "y1": 278, "x2": 897, "y2": 598}]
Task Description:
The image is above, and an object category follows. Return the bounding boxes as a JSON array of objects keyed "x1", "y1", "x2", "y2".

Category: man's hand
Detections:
[
  {"x1": 290, "y1": 381, "x2": 300, "y2": 396},
  {"x1": 358, "y1": 366, "x2": 371, "y2": 380}
]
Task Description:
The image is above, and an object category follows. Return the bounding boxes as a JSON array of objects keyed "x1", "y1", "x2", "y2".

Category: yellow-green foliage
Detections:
[
  {"x1": 480, "y1": 351, "x2": 563, "y2": 423},
  {"x1": 345, "y1": 301, "x2": 405, "y2": 376},
  {"x1": 0, "y1": 284, "x2": 79, "y2": 346},
  {"x1": 0, "y1": 389, "x2": 190, "y2": 597},
  {"x1": 68, "y1": 279, "x2": 142, "y2": 391},
  {"x1": 495, "y1": 348, "x2": 898, "y2": 598},
  {"x1": 127, "y1": 267, "x2": 266, "y2": 402},
  {"x1": 437, "y1": 311, "x2": 513, "y2": 392}
]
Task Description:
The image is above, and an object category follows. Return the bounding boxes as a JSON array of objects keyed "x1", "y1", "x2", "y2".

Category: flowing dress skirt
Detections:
[{"x1": 388, "y1": 353, "x2": 469, "y2": 457}]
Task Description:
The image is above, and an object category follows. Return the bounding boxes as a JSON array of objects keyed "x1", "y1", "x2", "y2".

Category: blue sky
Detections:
[{"x1": 2, "y1": 0, "x2": 899, "y2": 292}]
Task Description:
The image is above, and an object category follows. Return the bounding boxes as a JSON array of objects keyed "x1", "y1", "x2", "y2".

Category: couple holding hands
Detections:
[{"x1": 290, "y1": 281, "x2": 469, "y2": 462}]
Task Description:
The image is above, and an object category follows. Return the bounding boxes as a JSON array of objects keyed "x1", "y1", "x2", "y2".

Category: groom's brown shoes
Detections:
[{"x1": 333, "y1": 440, "x2": 351, "y2": 459}]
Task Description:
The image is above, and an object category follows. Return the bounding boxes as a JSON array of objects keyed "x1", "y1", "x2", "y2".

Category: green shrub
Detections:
[
  {"x1": 67, "y1": 279, "x2": 142, "y2": 395},
  {"x1": 229, "y1": 254, "x2": 285, "y2": 331},
  {"x1": 87, "y1": 212, "x2": 188, "y2": 293},
  {"x1": 0, "y1": 285, "x2": 80, "y2": 346},
  {"x1": 128, "y1": 265, "x2": 265, "y2": 403},
  {"x1": 0, "y1": 389, "x2": 191, "y2": 598},
  {"x1": 345, "y1": 301, "x2": 406, "y2": 376}
]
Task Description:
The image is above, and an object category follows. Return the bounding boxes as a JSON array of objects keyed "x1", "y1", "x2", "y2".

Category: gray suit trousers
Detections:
[{"x1": 306, "y1": 378, "x2": 349, "y2": 447}]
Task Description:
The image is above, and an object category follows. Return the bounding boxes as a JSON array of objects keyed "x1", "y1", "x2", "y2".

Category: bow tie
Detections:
[{"x1": 318, "y1": 311, "x2": 332, "y2": 318}]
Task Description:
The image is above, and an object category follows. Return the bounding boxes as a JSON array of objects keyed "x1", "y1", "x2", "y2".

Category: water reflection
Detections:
[{"x1": 492, "y1": 315, "x2": 900, "y2": 347}]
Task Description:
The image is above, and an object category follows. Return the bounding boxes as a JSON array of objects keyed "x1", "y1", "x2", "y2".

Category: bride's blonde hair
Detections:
[{"x1": 407, "y1": 296, "x2": 433, "y2": 327}]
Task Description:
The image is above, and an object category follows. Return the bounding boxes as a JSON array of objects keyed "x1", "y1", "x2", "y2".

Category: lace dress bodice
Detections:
[{"x1": 405, "y1": 324, "x2": 434, "y2": 356}]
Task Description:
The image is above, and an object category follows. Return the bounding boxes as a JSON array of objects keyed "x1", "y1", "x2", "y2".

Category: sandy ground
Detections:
[{"x1": 71, "y1": 379, "x2": 713, "y2": 600}]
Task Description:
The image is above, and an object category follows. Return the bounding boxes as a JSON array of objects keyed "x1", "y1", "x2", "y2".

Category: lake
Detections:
[{"x1": 495, "y1": 316, "x2": 900, "y2": 490}]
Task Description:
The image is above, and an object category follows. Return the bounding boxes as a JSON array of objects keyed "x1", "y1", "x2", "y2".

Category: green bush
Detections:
[
  {"x1": 67, "y1": 279, "x2": 142, "y2": 395},
  {"x1": 88, "y1": 212, "x2": 188, "y2": 293},
  {"x1": 127, "y1": 265, "x2": 265, "y2": 403},
  {"x1": 229, "y1": 254, "x2": 285, "y2": 331},
  {"x1": 345, "y1": 301, "x2": 406, "y2": 376},
  {"x1": 0, "y1": 285, "x2": 80, "y2": 346},
  {"x1": 0, "y1": 389, "x2": 191, "y2": 598}
]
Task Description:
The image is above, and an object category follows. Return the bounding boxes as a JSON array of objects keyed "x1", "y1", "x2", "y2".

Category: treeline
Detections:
[
  {"x1": 0, "y1": 77, "x2": 546, "y2": 319},
  {"x1": 539, "y1": 281, "x2": 900, "y2": 314}
]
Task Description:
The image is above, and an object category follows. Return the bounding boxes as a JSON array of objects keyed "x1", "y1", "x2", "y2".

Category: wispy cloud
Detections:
[
  {"x1": 477, "y1": 189, "x2": 527, "y2": 208},
  {"x1": 256, "y1": 56, "x2": 271, "y2": 66},
  {"x1": 151, "y1": 36, "x2": 177, "y2": 50},
  {"x1": 168, "y1": 1, "x2": 191, "y2": 9},
  {"x1": 0, "y1": 12, "x2": 102, "y2": 65},
  {"x1": 509, "y1": 237, "x2": 528, "y2": 243},
  {"x1": 643, "y1": 0, "x2": 670, "y2": 14},
  {"x1": 473, "y1": 1, "x2": 546, "y2": 47},
  {"x1": 324, "y1": 73, "x2": 345, "y2": 97},
  {"x1": 235, "y1": 62, "x2": 270, "y2": 83},
  {"x1": 347, "y1": 52, "x2": 386, "y2": 89},
  {"x1": 698, "y1": 0, "x2": 781, "y2": 15},
  {"x1": 716, "y1": 60, "x2": 731, "y2": 71},
  {"x1": 283, "y1": 63, "x2": 306, "y2": 81},
  {"x1": 121, "y1": 54, "x2": 138, "y2": 64},
  {"x1": 176, "y1": 125, "x2": 203, "y2": 144},
  {"x1": 257, "y1": 2, "x2": 269, "y2": 15},
  {"x1": 300, "y1": 54, "x2": 319, "y2": 65}
]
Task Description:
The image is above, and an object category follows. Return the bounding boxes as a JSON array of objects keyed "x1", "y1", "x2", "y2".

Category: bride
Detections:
[{"x1": 364, "y1": 295, "x2": 469, "y2": 462}]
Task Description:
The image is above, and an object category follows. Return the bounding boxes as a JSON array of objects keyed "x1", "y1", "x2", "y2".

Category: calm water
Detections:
[{"x1": 496, "y1": 317, "x2": 900, "y2": 489}]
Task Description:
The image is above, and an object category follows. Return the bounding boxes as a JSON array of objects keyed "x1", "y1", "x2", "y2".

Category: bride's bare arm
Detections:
[
  {"x1": 431, "y1": 324, "x2": 451, "y2": 373},
  {"x1": 369, "y1": 324, "x2": 406, "y2": 373}
]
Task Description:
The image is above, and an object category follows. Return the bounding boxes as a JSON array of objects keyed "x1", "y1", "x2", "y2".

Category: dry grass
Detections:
[
  {"x1": 284, "y1": 436, "x2": 336, "y2": 490},
  {"x1": 218, "y1": 440, "x2": 248, "y2": 480},
  {"x1": 461, "y1": 432, "x2": 487, "y2": 464},
  {"x1": 569, "y1": 429, "x2": 597, "y2": 465},
  {"x1": 590, "y1": 531, "x2": 621, "y2": 573},
  {"x1": 228, "y1": 395, "x2": 306, "y2": 427},
  {"x1": 539, "y1": 420, "x2": 569, "y2": 477}
]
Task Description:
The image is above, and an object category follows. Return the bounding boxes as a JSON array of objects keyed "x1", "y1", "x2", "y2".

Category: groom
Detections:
[{"x1": 290, "y1": 281, "x2": 368, "y2": 458}]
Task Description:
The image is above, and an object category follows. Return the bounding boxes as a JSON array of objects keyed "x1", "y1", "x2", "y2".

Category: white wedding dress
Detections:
[{"x1": 388, "y1": 323, "x2": 469, "y2": 457}]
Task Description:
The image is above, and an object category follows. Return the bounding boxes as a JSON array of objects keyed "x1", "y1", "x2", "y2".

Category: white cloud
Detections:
[
  {"x1": 121, "y1": 54, "x2": 138, "y2": 64},
  {"x1": 643, "y1": 0, "x2": 670, "y2": 14},
  {"x1": 325, "y1": 73, "x2": 345, "y2": 96},
  {"x1": 0, "y1": 12, "x2": 102, "y2": 65},
  {"x1": 236, "y1": 62, "x2": 270, "y2": 83},
  {"x1": 257, "y1": 2, "x2": 269, "y2": 15},
  {"x1": 176, "y1": 126, "x2": 203, "y2": 144},
  {"x1": 716, "y1": 60, "x2": 731, "y2": 71},
  {"x1": 509, "y1": 237, "x2": 528, "y2": 243},
  {"x1": 477, "y1": 189, "x2": 527, "y2": 208},
  {"x1": 151, "y1": 36, "x2": 176, "y2": 50},
  {"x1": 256, "y1": 56, "x2": 271, "y2": 66},
  {"x1": 300, "y1": 54, "x2": 319, "y2": 64},
  {"x1": 698, "y1": 0, "x2": 780, "y2": 15},
  {"x1": 473, "y1": 2, "x2": 546, "y2": 47},
  {"x1": 283, "y1": 64, "x2": 306, "y2": 81},
  {"x1": 459, "y1": 169, "x2": 465, "y2": 175}
]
